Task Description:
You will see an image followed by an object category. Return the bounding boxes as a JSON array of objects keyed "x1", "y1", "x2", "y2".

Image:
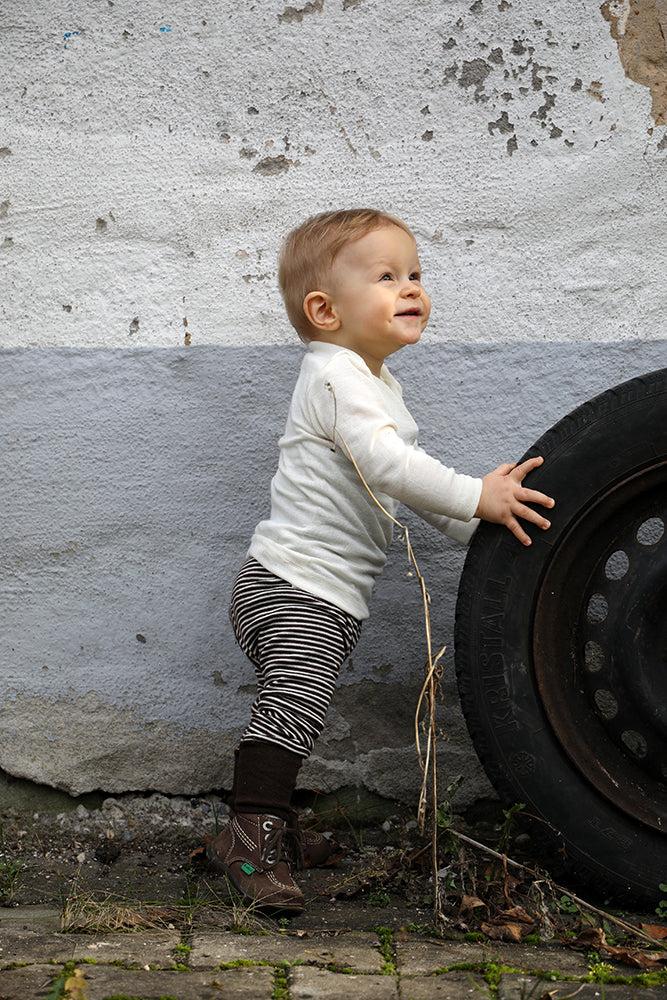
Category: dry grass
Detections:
[
  {"x1": 60, "y1": 891, "x2": 185, "y2": 933},
  {"x1": 59, "y1": 874, "x2": 278, "y2": 936}
]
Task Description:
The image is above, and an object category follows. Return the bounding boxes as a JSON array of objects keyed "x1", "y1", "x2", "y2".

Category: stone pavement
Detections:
[
  {"x1": 0, "y1": 805, "x2": 665, "y2": 1000},
  {"x1": 0, "y1": 902, "x2": 664, "y2": 1000}
]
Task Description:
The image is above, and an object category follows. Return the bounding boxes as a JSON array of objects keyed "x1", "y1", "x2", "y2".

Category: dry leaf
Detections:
[
  {"x1": 481, "y1": 902, "x2": 535, "y2": 942},
  {"x1": 460, "y1": 894, "x2": 489, "y2": 920},
  {"x1": 496, "y1": 906, "x2": 534, "y2": 926},
  {"x1": 639, "y1": 922, "x2": 667, "y2": 940},
  {"x1": 570, "y1": 927, "x2": 606, "y2": 951},
  {"x1": 482, "y1": 921, "x2": 525, "y2": 943},
  {"x1": 602, "y1": 944, "x2": 664, "y2": 969},
  {"x1": 64, "y1": 968, "x2": 88, "y2": 1000}
]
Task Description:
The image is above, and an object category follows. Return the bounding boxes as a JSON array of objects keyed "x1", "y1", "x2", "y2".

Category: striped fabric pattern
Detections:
[{"x1": 229, "y1": 558, "x2": 362, "y2": 757}]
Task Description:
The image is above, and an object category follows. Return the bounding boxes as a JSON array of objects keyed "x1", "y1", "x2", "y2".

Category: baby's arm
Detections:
[
  {"x1": 475, "y1": 456, "x2": 554, "y2": 546},
  {"x1": 405, "y1": 504, "x2": 480, "y2": 545}
]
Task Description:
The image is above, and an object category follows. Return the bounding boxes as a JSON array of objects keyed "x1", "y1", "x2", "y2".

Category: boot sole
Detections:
[{"x1": 205, "y1": 840, "x2": 305, "y2": 916}]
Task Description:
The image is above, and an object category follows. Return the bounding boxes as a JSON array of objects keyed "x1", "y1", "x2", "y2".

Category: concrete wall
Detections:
[{"x1": 1, "y1": 1, "x2": 666, "y2": 805}]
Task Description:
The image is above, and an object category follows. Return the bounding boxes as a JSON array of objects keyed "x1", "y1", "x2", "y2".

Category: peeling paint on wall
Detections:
[
  {"x1": 602, "y1": 0, "x2": 667, "y2": 124},
  {"x1": 278, "y1": 0, "x2": 323, "y2": 24},
  {"x1": 2, "y1": 1, "x2": 665, "y2": 350},
  {"x1": 437, "y1": 10, "x2": 623, "y2": 155},
  {"x1": 253, "y1": 154, "x2": 294, "y2": 175}
]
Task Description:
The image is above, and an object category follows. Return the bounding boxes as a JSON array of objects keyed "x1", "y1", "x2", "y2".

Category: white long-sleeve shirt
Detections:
[{"x1": 248, "y1": 341, "x2": 482, "y2": 620}]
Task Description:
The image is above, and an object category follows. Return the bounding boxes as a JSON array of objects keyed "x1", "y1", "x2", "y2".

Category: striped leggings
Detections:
[{"x1": 229, "y1": 558, "x2": 362, "y2": 758}]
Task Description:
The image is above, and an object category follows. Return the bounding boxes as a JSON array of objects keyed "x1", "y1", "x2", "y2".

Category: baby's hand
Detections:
[{"x1": 475, "y1": 456, "x2": 555, "y2": 546}]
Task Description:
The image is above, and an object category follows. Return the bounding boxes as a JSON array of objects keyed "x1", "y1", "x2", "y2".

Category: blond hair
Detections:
[{"x1": 278, "y1": 209, "x2": 415, "y2": 341}]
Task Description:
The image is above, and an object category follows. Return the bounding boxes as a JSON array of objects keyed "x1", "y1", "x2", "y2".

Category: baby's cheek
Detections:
[{"x1": 422, "y1": 297, "x2": 432, "y2": 325}]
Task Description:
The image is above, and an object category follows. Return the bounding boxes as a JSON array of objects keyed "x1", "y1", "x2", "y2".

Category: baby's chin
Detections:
[{"x1": 405, "y1": 324, "x2": 426, "y2": 343}]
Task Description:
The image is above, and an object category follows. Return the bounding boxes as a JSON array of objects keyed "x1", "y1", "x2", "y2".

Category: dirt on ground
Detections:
[{"x1": 1, "y1": 790, "x2": 665, "y2": 977}]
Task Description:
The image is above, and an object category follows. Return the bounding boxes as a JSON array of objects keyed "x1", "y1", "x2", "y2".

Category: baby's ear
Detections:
[{"x1": 303, "y1": 291, "x2": 340, "y2": 332}]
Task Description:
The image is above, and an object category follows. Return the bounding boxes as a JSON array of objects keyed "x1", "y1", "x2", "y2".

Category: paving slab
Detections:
[
  {"x1": 396, "y1": 939, "x2": 475, "y2": 975},
  {"x1": 0, "y1": 905, "x2": 61, "y2": 933},
  {"x1": 70, "y1": 962, "x2": 275, "y2": 999},
  {"x1": 0, "y1": 964, "x2": 60, "y2": 1000},
  {"x1": 190, "y1": 927, "x2": 384, "y2": 971},
  {"x1": 396, "y1": 937, "x2": 590, "y2": 976},
  {"x1": 400, "y1": 971, "x2": 488, "y2": 1000},
  {"x1": 70, "y1": 927, "x2": 181, "y2": 966},
  {"x1": 485, "y1": 941, "x2": 591, "y2": 976},
  {"x1": 499, "y1": 974, "x2": 667, "y2": 1000},
  {"x1": 0, "y1": 928, "x2": 79, "y2": 966},
  {"x1": 295, "y1": 929, "x2": 385, "y2": 972},
  {"x1": 289, "y1": 965, "x2": 399, "y2": 998},
  {"x1": 0, "y1": 926, "x2": 180, "y2": 968}
]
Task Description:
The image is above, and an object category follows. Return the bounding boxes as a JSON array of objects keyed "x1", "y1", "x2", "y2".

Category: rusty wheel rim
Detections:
[{"x1": 533, "y1": 461, "x2": 667, "y2": 833}]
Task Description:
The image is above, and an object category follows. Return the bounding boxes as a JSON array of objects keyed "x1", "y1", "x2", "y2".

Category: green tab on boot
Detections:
[{"x1": 241, "y1": 861, "x2": 257, "y2": 875}]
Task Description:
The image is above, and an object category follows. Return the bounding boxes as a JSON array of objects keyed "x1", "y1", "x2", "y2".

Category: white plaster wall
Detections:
[
  {"x1": 3, "y1": 0, "x2": 667, "y2": 349},
  {"x1": 1, "y1": 0, "x2": 666, "y2": 802}
]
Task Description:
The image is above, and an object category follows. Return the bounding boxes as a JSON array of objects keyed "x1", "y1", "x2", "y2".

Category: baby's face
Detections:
[{"x1": 325, "y1": 225, "x2": 431, "y2": 376}]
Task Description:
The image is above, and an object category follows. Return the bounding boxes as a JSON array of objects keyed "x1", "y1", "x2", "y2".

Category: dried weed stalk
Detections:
[{"x1": 330, "y1": 417, "x2": 445, "y2": 913}]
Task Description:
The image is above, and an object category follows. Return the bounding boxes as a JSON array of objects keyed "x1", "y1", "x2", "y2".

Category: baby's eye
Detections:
[
  {"x1": 410, "y1": 272, "x2": 422, "y2": 282},
  {"x1": 380, "y1": 272, "x2": 394, "y2": 281}
]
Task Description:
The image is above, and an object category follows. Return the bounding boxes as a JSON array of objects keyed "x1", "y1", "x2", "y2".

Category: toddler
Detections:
[{"x1": 206, "y1": 209, "x2": 555, "y2": 913}]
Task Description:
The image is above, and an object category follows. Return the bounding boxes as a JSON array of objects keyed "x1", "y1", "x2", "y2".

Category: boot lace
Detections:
[
  {"x1": 284, "y1": 813, "x2": 306, "y2": 870},
  {"x1": 260, "y1": 816, "x2": 291, "y2": 868}
]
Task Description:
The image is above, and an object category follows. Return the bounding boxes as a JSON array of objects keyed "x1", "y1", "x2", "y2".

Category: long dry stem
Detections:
[{"x1": 330, "y1": 417, "x2": 444, "y2": 913}]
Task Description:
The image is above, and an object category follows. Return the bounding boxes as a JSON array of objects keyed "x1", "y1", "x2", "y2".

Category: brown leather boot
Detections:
[
  {"x1": 226, "y1": 743, "x2": 338, "y2": 869},
  {"x1": 207, "y1": 812, "x2": 305, "y2": 914},
  {"x1": 285, "y1": 810, "x2": 339, "y2": 869},
  {"x1": 211, "y1": 741, "x2": 305, "y2": 913}
]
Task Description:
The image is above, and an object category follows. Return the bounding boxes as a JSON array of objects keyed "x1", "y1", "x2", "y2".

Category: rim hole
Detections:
[
  {"x1": 584, "y1": 640, "x2": 605, "y2": 673},
  {"x1": 594, "y1": 689, "x2": 618, "y2": 719},
  {"x1": 621, "y1": 729, "x2": 648, "y2": 759},
  {"x1": 604, "y1": 550, "x2": 629, "y2": 580},
  {"x1": 636, "y1": 516, "x2": 664, "y2": 546},
  {"x1": 586, "y1": 593, "x2": 608, "y2": 624}
]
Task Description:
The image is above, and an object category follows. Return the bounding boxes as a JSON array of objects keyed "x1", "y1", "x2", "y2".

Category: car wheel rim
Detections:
[{"x1": 533, "y1": 460, "x2": 667, "y2": 833}]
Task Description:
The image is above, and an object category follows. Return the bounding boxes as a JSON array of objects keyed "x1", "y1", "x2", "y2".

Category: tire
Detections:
[{"x1": 455, "y1": 367, "x2": 667, "y2": 906}]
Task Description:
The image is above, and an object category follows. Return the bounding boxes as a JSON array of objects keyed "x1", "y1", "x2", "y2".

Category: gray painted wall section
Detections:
[{"x1": 3, "y1": 341, "x2": 665, "y2": 802}]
